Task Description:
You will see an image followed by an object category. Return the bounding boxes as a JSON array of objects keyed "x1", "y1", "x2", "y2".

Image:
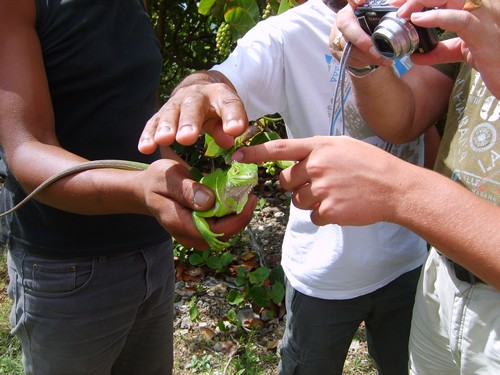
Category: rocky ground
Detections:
[
  {"x1": 171, "y1": 177, "x2": 376, "y2": 374},
  {"x1": 0, "y1": 170, "x2": 375, "y2": 374}
]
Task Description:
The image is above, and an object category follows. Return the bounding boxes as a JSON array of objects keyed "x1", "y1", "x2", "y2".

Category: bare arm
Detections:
[
  {"x1": 234, "y1": 137, "x2": 500, "y2": 289},
  {"x1": 0, "y1": 1, "x2": 255, "y2": 250},
  {"x1": 331, "y1": 3, "x2": 454, "y2": 142},
  {"x1": 0, "y1": 1, "x2": 160, "y2": 215}
]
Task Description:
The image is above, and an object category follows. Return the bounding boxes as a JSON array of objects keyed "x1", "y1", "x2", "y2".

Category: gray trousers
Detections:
[
  {"x1": 7, "y1": 241, "x2": 175, "y2": 375},
  {"x1": 279, "y1": 266, "x2": 422, "y2": 375}
]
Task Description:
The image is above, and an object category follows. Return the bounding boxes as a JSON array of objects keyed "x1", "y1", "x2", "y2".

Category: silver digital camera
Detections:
[{"x1": 355, "y1": 0, "x2": 438, "y2": 60}]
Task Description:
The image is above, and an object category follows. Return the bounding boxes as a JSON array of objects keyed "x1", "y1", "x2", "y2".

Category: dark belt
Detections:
[{"x1": 447, "y1": 259, "x2": 484, "y2": 284}]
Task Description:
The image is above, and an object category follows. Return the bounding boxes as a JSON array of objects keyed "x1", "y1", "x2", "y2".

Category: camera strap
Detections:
[
  {"x1": 329, "y1": 42, "x2": 394, "y2": 154},
  {"x1": 330, "y1": 41, "x2": 354, "y2": 137}
]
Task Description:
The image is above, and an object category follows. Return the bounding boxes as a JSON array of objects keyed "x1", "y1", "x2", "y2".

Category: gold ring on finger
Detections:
[{"x1": 333, "y1": 35, "x2": 344, "y2": 52}]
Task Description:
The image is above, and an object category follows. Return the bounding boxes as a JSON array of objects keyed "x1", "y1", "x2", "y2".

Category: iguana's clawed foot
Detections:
[
  {"x1": 206, "y1": 236, "x2": 230, "y2": 251},
  {"x1": 193, "y1": 214, "x2": 230, "y2": 251}
]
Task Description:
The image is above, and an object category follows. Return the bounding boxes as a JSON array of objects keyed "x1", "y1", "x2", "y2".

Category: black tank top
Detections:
[{"x1": 0, "y1": 0, "x2": 170, "y2": 257}]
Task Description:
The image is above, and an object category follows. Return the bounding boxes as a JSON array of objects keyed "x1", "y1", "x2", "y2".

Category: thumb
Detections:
[
  {"x1": 190, "y1": 181, "x2": 215, "y2": 211},
  {"x1": 149, "y1": 159, "x2": 215, "y2": 211}
]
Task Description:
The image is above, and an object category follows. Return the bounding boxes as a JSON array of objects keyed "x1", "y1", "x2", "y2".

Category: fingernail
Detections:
[
  {"x1": 368, "y1": 46, "x2": 381, "y2": 58},
  {"x1": 226, "y1": 119, "x2": 241, "y2": 130},
  {"x1": 158, "y1": 121, "x2": 172, "y2": 133},
  {"x1": 231, "y1": 150, "x2": 243, "y2": 162},
  {"x1": 179, "y1": 124, "x2": 193, "y2": 132},
  {"x1": 410, "y1": 12, "x2": 424, "y2": 21},
  {"x1": 139, "y1": 136, "x2": 151, "y2": 145},
  {"x1": 193, "y1": 189, "x2": 212, "y2": 208}
]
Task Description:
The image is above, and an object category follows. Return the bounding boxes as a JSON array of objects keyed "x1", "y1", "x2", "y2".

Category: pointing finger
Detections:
[{"x1": 232, "y1": 139, "x2": 315, "y2": 165}]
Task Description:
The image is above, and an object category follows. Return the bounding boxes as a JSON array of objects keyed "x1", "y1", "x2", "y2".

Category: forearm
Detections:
[
  {"x1": 349, "y1": 65, "x2": 416, "y2": 142},
  {"x1": 7, "y1": 141, "x2": 151, "y2": 216},
  {"x1": 391, "y1": 162, "x2": 500, "y2": 289},
  {"x1": 350, "y1": 64, "x2": 451, "y2": 143},
  {"x1": 235, "y1": 136, "x2": 500, "y2": 287}
]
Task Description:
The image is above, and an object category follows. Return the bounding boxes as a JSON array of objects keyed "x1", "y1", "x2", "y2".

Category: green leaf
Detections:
[
  {"x1": 211, "y1": 0, "x2": 228, "y2": 19},
  {"x1": 271, "y1": 281, "x2": 285, "y2": 304},
  {"x1": 227, "y1": 308, "x2": 237, "y2": 322},
  {"x1": 270, "y1": 265, "x2": 285, "y2": 284},
  {"x1": 278, "y1": 0, "x2": 299, "y2": 15},
  {"x1": 198, "y1": 0, "x2": 218, "y2": 15},
  {"x1": 249, "y1": 267, "x2": 271, "y2": 285},
  {"x1": 234, "y1": 276, "x2": 247, "y2": 287},
  {"x1": 227, "y1": 289, "x2": 245, "y2": 306},
  {"x1": 275, "y1": 160, "x2": 294, "y2": 169},
  {"x1": 257, "y1": 197, "x2": 266, "y2": 211},
  {"x1": 202, "y1": 249, "x2": 211, "y2": 260},
  {"x1": 236, "y1": 266, "x2": 248, "y2": 278},
  {"x1": 189, "y1": 252, "x2": 204, "y2": 266},
  {"x1": 206, "y1": 255, "x2": 222, "y2": 270},
  {"x1": 204, "y1": 134, "x2": 227, "y2": 158},
  {"x1": 247, "y1": 131, "x2": 279, "y2": 145},
  {"x1": 249, "y1": 285, "x2": 270, "y2": 308},
  {"x1": 189, "y1": 304, "x2": 199, "y2": 321},
  {"x1": 220, "y1": 252, "x2": 234, "y2": 266},
  {"x1": 224, "y1": 0, "x2": 260, "y2": 39}
]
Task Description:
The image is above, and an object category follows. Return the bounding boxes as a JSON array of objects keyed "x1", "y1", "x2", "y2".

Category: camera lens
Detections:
[
  {"x1": 373, "y1": 36, "x2": 396, "y2": 58},
  {"x1": 372, "y1": 12, "x2": 419, "y2": 59}
]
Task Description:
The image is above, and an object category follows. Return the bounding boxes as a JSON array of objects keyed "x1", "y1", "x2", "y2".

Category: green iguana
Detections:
[
  {"x1": 0, "y1": 159, "x2": 258, "y2": 251},
  {"x1": 192, "y1": 161, "x2": 258, "y2": 251}
]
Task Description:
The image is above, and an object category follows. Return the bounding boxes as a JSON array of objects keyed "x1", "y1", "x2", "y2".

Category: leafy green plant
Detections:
[
  {"x1": 186, "y1": 354, "x2": 214, "y2": 373},
  {"x1": 187, "y1": 296, "x2": 200, "y2": 322},
  {"x1": 173, "y1": 241, "x2": 193, "y2": 264},
  {"x1": 199, "y1": 0, "x2": 299, "y2": 58},
  {"x1": 226, "y1": 331, "x2": 280, "y2": 374},
  {"x1": 228, "y1": 265, "x2": 285, "y2": 309},
  {"x1": 224, "y1": 308, "x2": 243, "y2": 331},
  {"x1": 255, "y1": 197, "x2": 267, "y2": 213},
  {"x1": 188, "y1": 249, "x2": 234, "y2": 274}
]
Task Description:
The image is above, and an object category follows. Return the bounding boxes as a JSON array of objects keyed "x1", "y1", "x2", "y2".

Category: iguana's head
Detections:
[
  {"x1": 225, "y1": 161, "x2": 258, "y2": 202},
  {"x1": 227, "y1": 161, "x2": 258, "y2": 188}
]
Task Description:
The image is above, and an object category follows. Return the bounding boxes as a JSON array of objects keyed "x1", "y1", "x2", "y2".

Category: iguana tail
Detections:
[{"x1": 0, "y1": 160, "x2": 149, "y2": 218}]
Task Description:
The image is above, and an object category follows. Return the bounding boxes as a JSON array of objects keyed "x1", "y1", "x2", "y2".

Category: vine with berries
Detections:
[
  {"x1": 199, "y1": 0, "x2": 300, "y2": 58},
  {"x1": 197, "y1": 0, "x2": 300, "y2": 177}
]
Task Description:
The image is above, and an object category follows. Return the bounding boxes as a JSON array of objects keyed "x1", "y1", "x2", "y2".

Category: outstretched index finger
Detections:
[{"x1": 232, "y1": 139, "x2": 315, "y2": 165}]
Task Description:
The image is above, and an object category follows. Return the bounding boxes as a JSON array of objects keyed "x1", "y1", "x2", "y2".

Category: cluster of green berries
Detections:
[
  {"x1": 262, "y1": 3, "x2": 273, "y2": 20},
  {"x1": 263, "y1": 161, "x2": 277, "y2": 176},
  {"x1": 216, "y1": 22, "x2": 232, "y2": 58}
]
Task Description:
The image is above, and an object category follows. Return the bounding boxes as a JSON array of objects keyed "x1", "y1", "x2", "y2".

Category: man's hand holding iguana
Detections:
[{"x1": 139, "y1": 71, "x2": 258, "y2": 250}]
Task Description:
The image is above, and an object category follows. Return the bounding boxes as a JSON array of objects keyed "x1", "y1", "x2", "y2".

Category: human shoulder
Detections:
[
  {"x1": 244, "y1": 0, "x2": 333, "y2": 44},
  {"x1": 254, "y1": 0, "x2": 334, "y2": 29},
  {"x1": 0, "y1": 1, "x2": 38, "y2": 72},
  {"x1": 0, "y1": 0, "x2": 36, "y2": 32}
]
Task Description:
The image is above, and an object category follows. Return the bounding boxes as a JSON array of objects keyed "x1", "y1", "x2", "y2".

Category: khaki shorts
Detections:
[{"x1": 409, "y1": 249, "x2": 500, "y2": 375}]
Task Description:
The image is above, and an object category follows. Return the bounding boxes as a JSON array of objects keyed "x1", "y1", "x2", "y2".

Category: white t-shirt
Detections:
[{"x1": 212, "y1": 0, "x2": 427, "y2": 299}]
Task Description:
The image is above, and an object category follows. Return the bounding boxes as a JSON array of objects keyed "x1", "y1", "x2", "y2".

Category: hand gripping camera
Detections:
[{"x1": 355, "y1": 0, "x2": 438, "y2": 60}]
